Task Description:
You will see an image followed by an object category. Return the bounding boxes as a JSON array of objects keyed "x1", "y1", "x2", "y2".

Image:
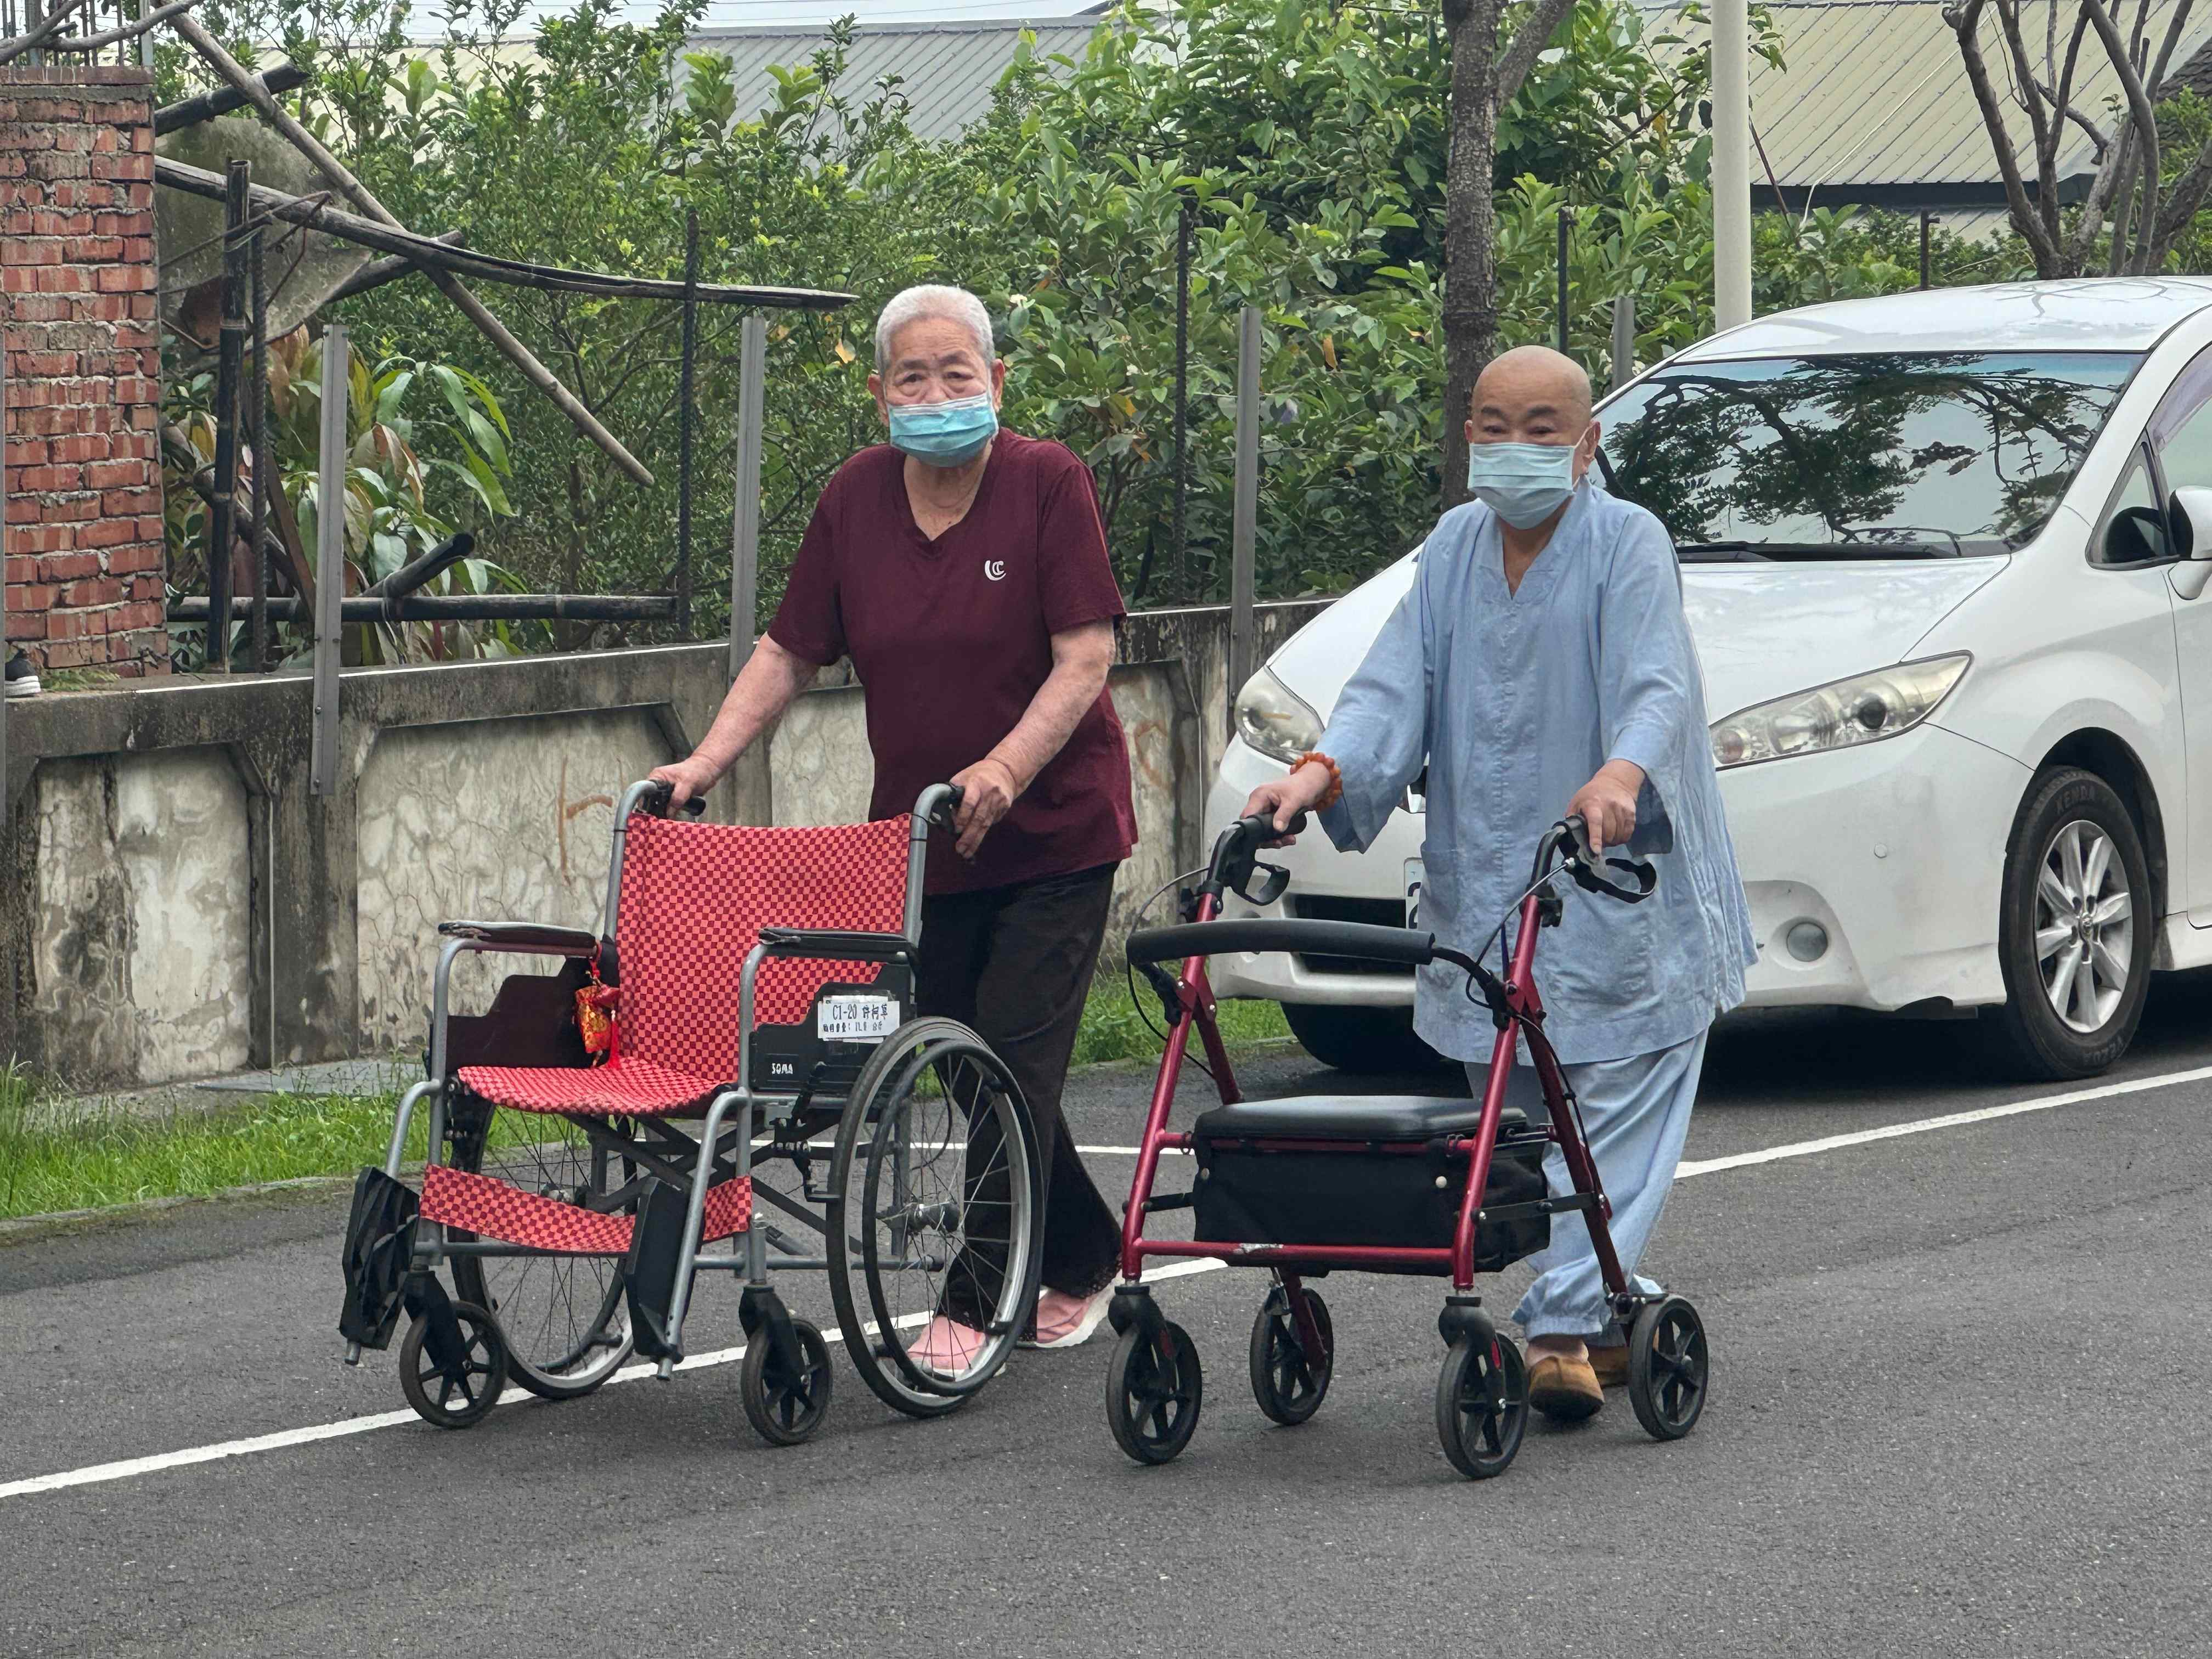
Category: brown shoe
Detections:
[
  {"x1": 1527, "y1": 1354, "x2": 1604, "y2": 1421},
  {"x1": 1588, "y1": 1344, "x2": 1630, "y2": 1389}
]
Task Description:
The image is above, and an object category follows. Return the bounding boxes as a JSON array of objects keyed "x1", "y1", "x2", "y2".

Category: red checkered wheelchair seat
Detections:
[{"x1": 455, "y1": 811, "x2": 912, "y2": 1118}]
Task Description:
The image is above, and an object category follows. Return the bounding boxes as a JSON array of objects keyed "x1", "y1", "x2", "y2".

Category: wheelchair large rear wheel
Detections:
[
  {"x1": 827, "y1": 1018, "x2": 1043, "y2": 1417},
  {"x1": 449, "y1": 1104, "x2": 639, "y2": 1400}
]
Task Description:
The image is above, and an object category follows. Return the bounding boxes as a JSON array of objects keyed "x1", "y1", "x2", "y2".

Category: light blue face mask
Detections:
[
  {"x1": 888, "y1": 393, "x2": 998, "y2": 467},
  {"x1": 1466, "y1": 439, "x2": 1582, "y2": 528}
]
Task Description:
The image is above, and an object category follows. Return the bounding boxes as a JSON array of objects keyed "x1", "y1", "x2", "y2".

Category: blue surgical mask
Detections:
[
  {"x1": 1466, "y1": 440, "x2": 1581, "y2": 528},
  {"x1": 888, "y1": 393, "x2": 998, "y2": 466}
]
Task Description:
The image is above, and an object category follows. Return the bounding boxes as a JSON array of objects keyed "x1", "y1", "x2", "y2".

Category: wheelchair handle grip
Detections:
[
  {"x1": 924, "y1": 783, "x2": 965, "y2": 830},
  {"x1": 640, "y1": 780, "x2": 707, "y2": 819}
]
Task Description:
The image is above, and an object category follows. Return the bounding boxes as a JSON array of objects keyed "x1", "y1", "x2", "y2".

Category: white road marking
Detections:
[{"x1": 6, "y1": 1063, "x2": 2207, "y2": 1502}]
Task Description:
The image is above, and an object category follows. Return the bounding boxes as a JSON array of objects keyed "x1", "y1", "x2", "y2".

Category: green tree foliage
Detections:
[{"x1": 156, "y1": 0, "x2": 2025, "y2": 627}]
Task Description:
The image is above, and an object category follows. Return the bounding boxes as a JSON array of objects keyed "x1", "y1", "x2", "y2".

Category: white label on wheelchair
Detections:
[{"x1": 817, "y1": 995, "x2": 900, "y2": 1043}]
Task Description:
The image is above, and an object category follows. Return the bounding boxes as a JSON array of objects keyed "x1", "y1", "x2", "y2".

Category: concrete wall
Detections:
[{"x1": 1, "y1": 599, "x2": 1328, "y2": 1088}]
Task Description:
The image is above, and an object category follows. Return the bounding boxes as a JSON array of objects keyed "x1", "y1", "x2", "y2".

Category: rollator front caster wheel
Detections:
[
  {"x1": 399, "y1": 1300, "x2": 509, "y2": 1430},
  {"x1": 1107, "y1": 1319, "x2": 1203, "y2": 1465},
  {"x1": 1627, "y1": 1295, "x2": 1708, "y2": 1441},
  {"x1": 1248, "y1": 1285, "x2": 1333, "y2": 1426},
  {"x1": 1434, "y1": 1335, "x2": 1527, "y2": 1480},
  {"x1": 741, "y1": 1317, "x2": 834, "y2": 1446}
]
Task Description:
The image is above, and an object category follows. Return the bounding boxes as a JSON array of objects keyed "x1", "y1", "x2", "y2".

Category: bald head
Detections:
[{"x1": 1471, "y1": 345, "x2": 1593, "y2": 431}]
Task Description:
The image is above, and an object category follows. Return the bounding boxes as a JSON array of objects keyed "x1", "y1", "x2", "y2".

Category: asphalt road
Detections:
[{"x1": 4, "y1": 979, "x2": 2211, "y2": 1658}]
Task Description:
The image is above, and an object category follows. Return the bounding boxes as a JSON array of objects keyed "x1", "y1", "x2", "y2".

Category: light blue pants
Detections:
[{"x1": 1465, "y1": 1029, "x2": 1708, "y2": 1342}]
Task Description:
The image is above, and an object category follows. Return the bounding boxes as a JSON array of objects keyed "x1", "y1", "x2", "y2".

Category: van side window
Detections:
[{"x1": 2098, "y1": 451, "x2": 2170, "y2": 566}]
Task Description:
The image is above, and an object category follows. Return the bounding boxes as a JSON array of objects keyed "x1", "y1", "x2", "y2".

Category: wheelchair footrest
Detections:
[{"x1": 420, "y1": 1164, "x2": 752, "y2": 1255}]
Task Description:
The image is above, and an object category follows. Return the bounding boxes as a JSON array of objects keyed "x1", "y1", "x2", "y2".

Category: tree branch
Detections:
[
  {"x1": 2078, "y1": 0, "x2": 2165, "y2": 272},
  {"x1": 1949, "y1": 0, "x2": 2067, "y2": 273},
  {"x1": 1494, "y1": 0, "x2": 1580, "y2": 111}
]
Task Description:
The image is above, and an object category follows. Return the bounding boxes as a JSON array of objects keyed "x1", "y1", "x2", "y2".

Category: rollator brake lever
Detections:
[{"x1": 1558, "y1": 815, "x2": 1658, "y2": 905}]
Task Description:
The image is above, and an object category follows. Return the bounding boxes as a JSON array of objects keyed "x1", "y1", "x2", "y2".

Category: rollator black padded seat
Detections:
[{"x1": 1192, "y1": 1094, "x2": 1549, "y2": 1270}]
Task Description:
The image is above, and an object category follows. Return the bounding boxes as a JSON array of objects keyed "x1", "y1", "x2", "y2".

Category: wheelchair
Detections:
[
  {"x1": 338, "y1": 781, "x2": 1045, "y2": 1444},
  {"x1": 1107, "y1": 809, "x2": 1709, "y2": 1477}
]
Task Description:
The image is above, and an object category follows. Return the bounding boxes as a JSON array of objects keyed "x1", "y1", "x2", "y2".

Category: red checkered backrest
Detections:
[{"x1": 614, "y1": 813, "x2": 912, "y2": 1082}]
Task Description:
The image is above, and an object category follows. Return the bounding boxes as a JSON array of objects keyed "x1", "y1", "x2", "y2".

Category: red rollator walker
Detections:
[{"x1": 1108, "y1": 810, "x2": 1711, "y2": 1477}]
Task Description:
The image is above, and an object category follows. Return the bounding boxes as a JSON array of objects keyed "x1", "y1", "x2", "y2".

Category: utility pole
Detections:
[{"x1": 1712, "y1": 0, "x2": 1752, "y2": 332}]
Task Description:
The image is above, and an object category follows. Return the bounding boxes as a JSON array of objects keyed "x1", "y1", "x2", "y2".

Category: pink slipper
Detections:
[
  {"x1": 1022, "y1": 1284, "x2": 1114, "y2": 1351},
  {"x1": 907, "y1": 1316, "x2": 987, "y2": 1375}
]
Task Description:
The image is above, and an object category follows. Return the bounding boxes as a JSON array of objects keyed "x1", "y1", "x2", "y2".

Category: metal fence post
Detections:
[
  {"x1": 1555, "y1": 206, "x2": 1572, "y2": 354},
  {"x1": 1611, "y1": 294, "x2": 1636, "y2": 392},
  {"x1": 1173, "y1": 197, "x2": 1192, "y2": 605},
  {"x1": 727, "y1": 312, "x2": 766, "y2": 681},
  {"x1": 249, "y1": 204, "x2": 270, "y2": 672},
  {"x1": 309, "y1": 325, "x2": 348, "y2": 797},
  {"x1": 674, "y1": 206, "x2": 699, "y2": 639},
  {"x1": 206, "y1": 159, "x2": 249, "y2": 673},
  {"x1": 1229, "y1": 304, "x2": 1261, "y2": 714}
]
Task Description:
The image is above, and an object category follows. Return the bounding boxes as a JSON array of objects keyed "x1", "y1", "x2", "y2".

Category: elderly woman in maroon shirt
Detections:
[{"x1": 651, "y1": 284, "x2": 1137, "y2": 1364}]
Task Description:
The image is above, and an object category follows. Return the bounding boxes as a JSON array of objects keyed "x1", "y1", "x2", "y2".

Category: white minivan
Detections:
[{"x1": 1211, "y1": 278, "x2": 2212, "y2": 1080}]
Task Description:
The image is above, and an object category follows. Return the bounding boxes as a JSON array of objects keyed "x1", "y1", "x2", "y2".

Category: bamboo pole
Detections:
[
  {"x1": 1229, "y1": 305, "x2": 1261, "y2": 714},
  {"x1": 727, "y1": 314, "x2": 766, "y2": 681},
  {"x1": 154, "y1": 61, "x2": 308, "y2": 135},
  {"x1": 309, "y1": 326, "x2": 347, "y2": 797},
  {"x1": 172, "y1": 13, "x2": 659, "y2": 488}
]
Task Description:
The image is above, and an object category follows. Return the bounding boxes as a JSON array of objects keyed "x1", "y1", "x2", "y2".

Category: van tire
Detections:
[
  {"x1": 1282, "y1": 1002, "x2": 1448, "y2": 1075},
  {"x1": 1988, "y1": 766, "x2": 2154, "y2": 1080}
]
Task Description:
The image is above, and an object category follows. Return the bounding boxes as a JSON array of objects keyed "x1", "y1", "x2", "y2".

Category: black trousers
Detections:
[{"x1": 916, "y1": 862, "x2": 1125, "y2": 1323}]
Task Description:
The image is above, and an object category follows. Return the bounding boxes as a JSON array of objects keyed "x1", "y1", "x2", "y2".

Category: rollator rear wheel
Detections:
[
  {"x1": 740, "y1": 1316, "x2": 834, "y2": 1447},
  {"x1": 399, "y1": 1299, "x2": 509, "y2": 1430},
  {"x1": 827, "y1": 1018, "x2": 1043, "y2": 1418},
  {"x1": 450, "y1": 1106, "x2": 639, "y2": 1400},
  {"x1": 1248, "y1": 1285, "x2": 1333, "y2": 1426},
  {"x1": 1107, "y1": 1319, "x2": 1204, "y2": 1465},
  {"x1": 1435, "y1": 1335, "x2": 1527, "y2": 1480},
  {"x1": 1627, "y1": 1295, "x2": 1709, "y2": 1441}
]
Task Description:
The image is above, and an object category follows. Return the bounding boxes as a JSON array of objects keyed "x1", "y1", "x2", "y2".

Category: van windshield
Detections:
[{"x1": 1597, "y1": 351, "x2": 2141, "y2": 559}]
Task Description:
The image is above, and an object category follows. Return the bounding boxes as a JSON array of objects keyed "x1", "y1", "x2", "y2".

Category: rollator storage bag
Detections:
[
  {"x1": 339, "y1": 1166, "x2": 420, "y2": 1350},
  {"x1": 1190, "y1": 1096, "x2": 1549, "y2": 1272}
]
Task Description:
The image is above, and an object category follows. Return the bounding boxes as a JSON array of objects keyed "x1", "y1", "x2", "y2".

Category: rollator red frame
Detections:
[
  {"x1": 1120, "y1": 858, "x2": 1630, "y2": 1298},
  {"x1": 1103, "y1": 812, "x2": 1707, "y2": 1476}
]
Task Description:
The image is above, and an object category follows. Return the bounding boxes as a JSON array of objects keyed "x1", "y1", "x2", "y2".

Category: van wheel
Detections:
[
  {"x1": 1281, "y1": 1003, "x2": 1447, "y2": 1075},
  {"x1": 1988, "y1": 767, "x2": 2153, "y2": 1080}
]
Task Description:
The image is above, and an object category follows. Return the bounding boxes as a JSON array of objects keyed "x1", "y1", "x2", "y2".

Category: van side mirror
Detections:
[{"x1": 2172, "y1": 487, "x2": 2212, "y2": 599}]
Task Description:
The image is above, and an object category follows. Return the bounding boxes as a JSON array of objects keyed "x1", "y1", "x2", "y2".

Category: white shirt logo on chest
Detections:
[{"x1": 984, "y1": 560, "x2": 1007, "y2": 582}]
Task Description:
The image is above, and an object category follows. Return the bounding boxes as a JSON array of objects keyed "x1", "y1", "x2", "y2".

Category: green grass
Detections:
[{"x1": 0, "y1": 991, "x2": 1293, "y2": 1223}]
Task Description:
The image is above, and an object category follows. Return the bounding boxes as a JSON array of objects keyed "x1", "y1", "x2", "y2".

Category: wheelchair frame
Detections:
[{"x1": 348, "y1": 781, "x2": 1043, "y2": 1441}]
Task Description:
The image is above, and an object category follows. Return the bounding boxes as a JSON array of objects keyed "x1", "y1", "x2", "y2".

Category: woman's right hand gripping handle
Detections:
[
  {"x1": 646, "y1": 754, "x2": 723, "y2": 813},
  {"x1": 1241, "y1": 759, "x2": 1334, "y2": 848}
]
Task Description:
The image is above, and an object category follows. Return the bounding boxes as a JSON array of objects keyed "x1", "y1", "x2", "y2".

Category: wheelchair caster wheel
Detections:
[
  {"x1": 741, "y1": 1317, "x2": 834, "y2": 1446},
  {"x1": 399, "y1": 1300, "x2": 509, "y2": 1430},
  {"x1": 1627, "y1": 1295, "x2": 1708, "y2": 1441},
  {"x1": 1249, "y1": 1285, "x2": 1332, "y2": 1426},
  {"x1": 1435, "y1": 1334, "x2": 1526, "y2": 1480},
  {"x1": 1107, "y1": 1318, "x2": 1203, "y2": 1465}
]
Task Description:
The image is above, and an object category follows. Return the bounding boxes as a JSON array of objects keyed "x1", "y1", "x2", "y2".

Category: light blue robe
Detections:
[{"x1": 1317, "y1": 482, "x2": 1756, "y2": 1064}]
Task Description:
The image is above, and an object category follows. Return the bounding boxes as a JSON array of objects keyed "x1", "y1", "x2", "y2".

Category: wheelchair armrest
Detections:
[
  {"x1": 756, "y1": 927, "x2": 915, "y2": 963},
  {"x1": 437, "y1": 920, "x2": 599, "y2": 954}
]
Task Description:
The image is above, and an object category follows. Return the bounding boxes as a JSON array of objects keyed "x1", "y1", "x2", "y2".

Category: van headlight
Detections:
[
  {"x1": 1710, "y1": 654, "x2": 1970, "y2": 769},
  {"x1": 1234, "y1": 666, "x2": 1324, "y2": 766}
]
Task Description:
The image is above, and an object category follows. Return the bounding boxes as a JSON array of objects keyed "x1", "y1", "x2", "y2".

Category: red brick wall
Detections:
[{"x1": 1, "y1": 65, "x2": 168, "y2": 679}]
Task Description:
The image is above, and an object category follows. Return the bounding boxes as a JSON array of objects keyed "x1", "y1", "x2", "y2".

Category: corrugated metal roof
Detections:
[
  {"x1": 1645, "y1": 1, "x2": 2212, "y2": 204},
  {"x1": 686, "y1": 16, "x2": 1105, "y2": 142}
]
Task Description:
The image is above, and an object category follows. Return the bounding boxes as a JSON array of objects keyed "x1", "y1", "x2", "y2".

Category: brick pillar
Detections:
[{"x1": 1, "y1": 65, "x2": 168, "y2": 680}]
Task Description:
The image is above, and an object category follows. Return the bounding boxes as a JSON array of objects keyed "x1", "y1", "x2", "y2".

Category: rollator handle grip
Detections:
[{"x1": 1556, "y1": 814, "x2": 1657, "y2": 904}]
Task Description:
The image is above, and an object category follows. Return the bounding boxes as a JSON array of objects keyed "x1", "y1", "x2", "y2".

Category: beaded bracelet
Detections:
[{"x1": 1294, "y1": 751, "x2": 1345, "y2": 811}]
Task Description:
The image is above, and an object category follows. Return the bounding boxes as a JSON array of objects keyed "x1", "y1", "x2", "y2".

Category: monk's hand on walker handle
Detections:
[
  {"x1": 1242, "y1": 764, "x2": 1330, "y2": 847},
  {"x1": 949, "y1": 756, "x2": 1022, "y2": 859},
  {"x1": 1566, "y1": 759, "x2": 1645, "y2": 856}
]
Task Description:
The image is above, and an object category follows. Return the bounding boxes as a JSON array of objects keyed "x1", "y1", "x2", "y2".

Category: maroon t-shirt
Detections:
[{"x1": 768, "y1": 431, "x2": 1138, "y2": 894}]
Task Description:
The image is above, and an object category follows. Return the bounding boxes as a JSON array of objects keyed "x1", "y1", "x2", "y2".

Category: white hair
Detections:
[{"x1": 873, "y1": 284, "x2": 996, "y2": 373}]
